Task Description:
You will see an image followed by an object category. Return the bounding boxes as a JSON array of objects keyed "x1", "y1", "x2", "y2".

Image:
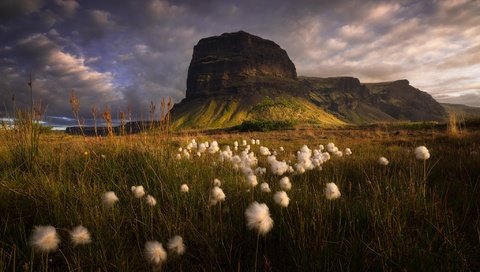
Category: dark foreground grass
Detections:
[{"x1": 0, "y1": 129, "x2": 479, "y2": 271}]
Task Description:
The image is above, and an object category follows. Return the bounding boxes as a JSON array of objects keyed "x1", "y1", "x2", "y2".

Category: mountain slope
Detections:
[{"x1": 171, "y1": 96, "x2": 344, "y2": 130}]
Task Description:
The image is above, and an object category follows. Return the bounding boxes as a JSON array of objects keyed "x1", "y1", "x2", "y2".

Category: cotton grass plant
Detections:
[
  {"x1": 69, "y1": 225, "x2": 91, "y2": 246},
  {"x1": 415, "y1": 146, "x2": 431, "y2": 197},
  {"x1": 144, "y1": 241, "x2": 167, "y2": 268},
  {"x1": 245, "y1": 202, "x2": 274, "y2": 271},
  {"x1": 29, "y1": 225, "x2": 60, "y2": 271}
]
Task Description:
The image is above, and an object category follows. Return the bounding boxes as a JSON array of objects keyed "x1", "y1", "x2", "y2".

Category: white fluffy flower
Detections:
[
  {"x1": 255, "y1": 139, "x2": 260, "y2": 145},
  {"x1": 345, "y1": 148, "x2": 352, "y2": 156},
  {"x1": 279, "y1": 146, "x2": 284, "y2": 151},
  {"x1": 131, "y1": 185, "x2": 146, "y2": 198},
  {"x1": 209, "y1": 186, "x2": 226, "y2": 206},
  {"x1": 255, "y1": 167, "x2": 267, "y2": 175},
  {"x1": 259, "y1": 146, "x2": 271, "y2": 156},
  {"x1": 325, "y1": 182, "x2": 341, "y2": 200},
  {"x1": 182, "y1": 149, "x2": 190, "y2": 159},
  {"x1": 213, "y1": 178, "x2": 221, "y2": 187},
  {"x1": 267, "y1": 155, "x2": 290, "y2": 176},
  {"x1": 208, "y1": 141, "x2": 220, "y2": 154},
  {"x1": 260, "y1": 182, "x2": 271, "y2": 193},
  {"x1": 179, "y1": 184, "x2": 189, "y2": 193},
  {"x1": 245, "y1": 202, "x2": 273, "y2": 236},
  {"x1": 279, "y1": 176, "x2": 292, "y2": 191},
  {"x1": 29, "y1": 225, "x2": 60, "y2": 253},
  {"x1": 167, "y1": 235, "x2": 186, "y2": 255},
  {"x1": 415, "y1": 146, "x2": 430, "y2": 160},
  {"x1": 246, "y1": 174, "x2": 258, "y2": 187},
  {"x1": 198, "y1": 143, "x2": 207, "y2": 153},
  {"x1": 326, "y1": 143, "x2": 338, "y2": 153},
  {"x1": 144, "y1": 241, "x2": 167, "y2": 266},
  {"x1": 102, "y1": 191, "x2": 119, "y2": 208},
  {"x1": 273, "y1": 191, "x2": 290, "y2": 207},
  {"x1": 70, "y1": 225, "x2": 92, "y2": 246},
  {"x1": 378, "y1": 157, "x2": 389, "y2": 166},
  {"x1": 145, "y1": 195, "x2": 157, "y2": 206}
]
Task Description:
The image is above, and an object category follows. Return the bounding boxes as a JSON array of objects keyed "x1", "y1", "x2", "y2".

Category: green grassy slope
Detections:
[{"x1": 171, "y1": 96, "x2": 345, "y2": 130}]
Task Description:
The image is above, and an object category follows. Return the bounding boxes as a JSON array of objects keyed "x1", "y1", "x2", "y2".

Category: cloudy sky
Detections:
[{"x1": 1, "y1": 0, "x2": 479, "y2": 117}]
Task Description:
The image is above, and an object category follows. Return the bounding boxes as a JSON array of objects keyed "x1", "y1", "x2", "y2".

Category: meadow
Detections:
[{"x1": 0, "y1": 124, "x2": 479, "y2": 271}]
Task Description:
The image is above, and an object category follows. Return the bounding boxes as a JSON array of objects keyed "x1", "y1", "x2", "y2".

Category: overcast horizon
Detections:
[{"x1": 1, "y1": 0, "x2": 480, "y2": 118}]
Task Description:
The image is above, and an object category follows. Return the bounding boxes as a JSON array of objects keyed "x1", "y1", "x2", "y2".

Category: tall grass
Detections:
[{"x1": 0, "y1": 129, "x2": 479, "y2": 271}]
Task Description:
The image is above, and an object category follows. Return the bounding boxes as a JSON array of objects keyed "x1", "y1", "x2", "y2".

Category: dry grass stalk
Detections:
[
  {"x1": 91, "y1": 105, "x2": 98, "y2": 137},
  {"x1": 103, "y1": 106, "x2": 113, "y2": 137},
  {"x1": 69, "y1": 90, "x2": 84, "y2": 137}
]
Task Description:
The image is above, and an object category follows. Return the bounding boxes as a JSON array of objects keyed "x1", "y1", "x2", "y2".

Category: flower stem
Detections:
[{"x1": 254, "y1": 233, "x2": 260, "y2": 271}]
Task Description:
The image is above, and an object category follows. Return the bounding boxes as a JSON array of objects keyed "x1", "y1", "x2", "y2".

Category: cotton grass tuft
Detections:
[
  {"x1": 167, "y1": 235, "x2": 186, "y2": 255},
  {"x1": 246, "y1": 174, "x2": 258, "y2": 187},
  {"x1": 131, "y1": 185, "x2": 146, "y2": 198},
  {"x1": 415, "y1": 146, "x2": 430, "y2": 160},
  {"x1": 102, "y1": 191, "x2": 119, "y2": 208},
  {"x1": 180, "y1": 184, "x2": 189, "y2": 193},
  {"x1": 260, "y1": 182, "x2": 271, "y2": 193},
  {"x1": 325, "y1": 182, "x2": 341, "y2": 200},
  {"x1": 145, "y1": 195, "x2": 157, "y2": 206},
  {"x1": 209, "y1": 186, "x2": 226, "y2": 206},
  {"x1": 29, "y1": 225, "x2": 60, "y2": 253},
  {"x1": 279, "y1": 176, "x2": 292, "y2": 191},
  {"x1": 378, "y1": 157, "x2": 389, "y2": 166},
  {"x1": 144, "y1": 241, "x2": 167, "y2": 266},
  {"x1": 273, "y1": 191, "x2": 290, "y2": 207},
  {"x1": 70, "y1": 225, "x2": 91, "y2": 246},
  {"x1": 245, "y1": 202, "x2": 273, "y2": 236}
]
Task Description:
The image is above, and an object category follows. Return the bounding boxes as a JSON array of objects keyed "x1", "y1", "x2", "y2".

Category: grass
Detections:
[
  {"x1": 0, "y1": 126, "x2": 479, "y2": 271},
  {"x1": 171, "y1": 96, "x2": 345, "y2": 131}
]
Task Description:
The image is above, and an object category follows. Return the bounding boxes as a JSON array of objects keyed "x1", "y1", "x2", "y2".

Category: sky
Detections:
[{"x1": 1, "y1": 0, "x2": 479, "y2": 118}]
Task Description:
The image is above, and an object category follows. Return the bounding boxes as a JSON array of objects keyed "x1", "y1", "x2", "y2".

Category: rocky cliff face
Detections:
[
  {"x1": 185, "y1": 31, "x2": 297, "y2": 99},
  {"x1": 171, "y1": 31, "x2": 447, "y2": 129},
  {"x1": 304, "y1": 77, "x2": 446, "y2": 122}
]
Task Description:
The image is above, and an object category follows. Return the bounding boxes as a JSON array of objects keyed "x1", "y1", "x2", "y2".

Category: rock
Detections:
[{"x1": 186, "y1": 31, "x2": 297, "y2": 99}]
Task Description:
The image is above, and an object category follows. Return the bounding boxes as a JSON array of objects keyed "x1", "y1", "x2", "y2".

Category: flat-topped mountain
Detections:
[
  {"x1": 171, "y1": 31, "x2": 449, "y2": 129},
  {"x1": 186, "y1": 31, "x2": 297, "y2": 100}
]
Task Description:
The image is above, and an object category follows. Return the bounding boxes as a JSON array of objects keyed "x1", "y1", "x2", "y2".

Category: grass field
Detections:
[{"x1": 0, "y1": 126, "x2": 479, "y2": 271}]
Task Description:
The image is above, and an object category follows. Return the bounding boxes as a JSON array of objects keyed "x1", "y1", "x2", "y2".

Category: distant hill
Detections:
[
  {"x1": 171, "y1": 31, "x2": 447, "y2": 130},
  {"x1": 441, "y1": 103, "x2": 480, "y2": 119}
]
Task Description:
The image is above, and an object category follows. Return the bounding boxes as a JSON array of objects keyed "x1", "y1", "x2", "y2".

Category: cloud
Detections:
[
  {"x1": 438, "y1": 45, "x2": 480, "y2": 70},
  {"x1": 76, "y1": 9, "x2": 117, "y2": 42},
  {"x1": 0, "y1": 0, "x2": 44, "y2": 22},
  {"x1": 54, "y1": 0, "x2": 79, "y2": 17},
  {"x1": 3, "y1": 34, "x2": 119, "y2": 115}
]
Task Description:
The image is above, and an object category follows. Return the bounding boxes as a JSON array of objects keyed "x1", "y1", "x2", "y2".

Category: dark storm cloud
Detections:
[
  {"x1": 0, "y1": 0, "x2": 44, "y2": 22},
  {"x1": 1, "y1": 0, "x2": 479, "y2": 118}
]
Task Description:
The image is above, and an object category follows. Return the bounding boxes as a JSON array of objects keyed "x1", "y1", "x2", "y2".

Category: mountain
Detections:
[
  {"x1": 170, "y1": 31, "x2": 447, "y2": 129},
  {"x1": 441, "y1": 103, "x2": 480, "y2": 119}
]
